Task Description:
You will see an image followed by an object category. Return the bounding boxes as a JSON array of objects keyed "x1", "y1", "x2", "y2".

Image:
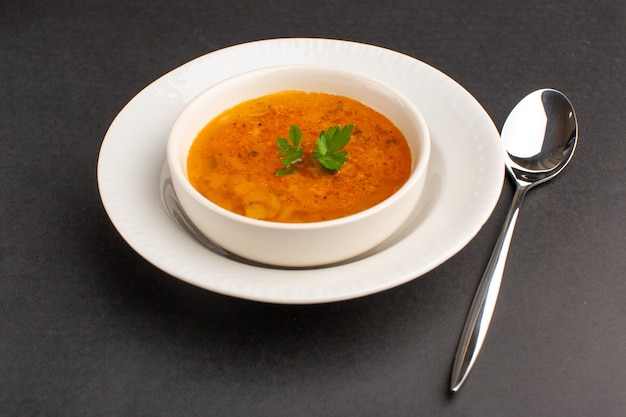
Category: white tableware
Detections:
[
  {"x1": 97, "y1": 38, "x2": 504, "y2": 304},
  {"x1": 167, "y1": 65, "x2": 430, "y2": 267}
]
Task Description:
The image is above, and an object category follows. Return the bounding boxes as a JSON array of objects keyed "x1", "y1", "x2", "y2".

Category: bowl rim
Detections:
[{"x1": 167, "y1": 64, "x2": 431, "y2": 230}]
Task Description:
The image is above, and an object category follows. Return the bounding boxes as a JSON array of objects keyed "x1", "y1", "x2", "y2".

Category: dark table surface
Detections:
[{"x1": 2, "y1": 1, "x2": 625, "y2": 415}]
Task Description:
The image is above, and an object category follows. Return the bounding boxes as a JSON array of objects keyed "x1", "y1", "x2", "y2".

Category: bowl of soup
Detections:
[{"x1": 167, "y1": 65, "x2": 430, "y2": 267}]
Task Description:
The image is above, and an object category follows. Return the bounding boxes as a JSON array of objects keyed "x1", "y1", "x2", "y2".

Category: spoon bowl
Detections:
[
  {"x1": 503, "y1": 89, "x2": 578, "y2": 187},
  {"x1": 450, "y1": 89, "x2": 578, "y2": 392}
]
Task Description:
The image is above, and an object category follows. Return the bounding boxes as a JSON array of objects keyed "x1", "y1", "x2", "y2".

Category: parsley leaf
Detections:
[
  {"x1": 312, "y1": 124, "x2": 353, "y2": 171},
  {"x1": 276, "y1": 125, "x2": 303, "y2": 176}
]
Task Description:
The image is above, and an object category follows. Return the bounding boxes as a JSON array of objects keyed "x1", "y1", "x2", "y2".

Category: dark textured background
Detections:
[{"x1": 1, "y1": 1, "x2": 625, "y2": 416}]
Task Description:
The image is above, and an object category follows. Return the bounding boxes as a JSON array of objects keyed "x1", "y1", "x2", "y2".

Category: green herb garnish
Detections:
[
  {"x1": 276, "y1": 125, "x2": 303, "y2": 176},
  {"x1": 312, "y1": 124, "x2": 353, "y2": 171},
  {"x1": 275, "y1": 124, "x2": 353, "y2": 175}
]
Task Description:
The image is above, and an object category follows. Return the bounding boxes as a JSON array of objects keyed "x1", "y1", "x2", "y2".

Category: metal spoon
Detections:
[{"x1": 450, "y1": 89, "x2": 578, "y2": 393}]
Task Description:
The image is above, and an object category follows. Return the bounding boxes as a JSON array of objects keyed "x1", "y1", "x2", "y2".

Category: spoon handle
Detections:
[{"x1": 450, "y1": 185, "x2": 528, "y2": 392}]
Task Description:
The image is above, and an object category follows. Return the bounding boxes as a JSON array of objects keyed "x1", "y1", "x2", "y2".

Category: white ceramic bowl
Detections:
[{"x1": 167, "y1": 65, "x2": 430, "y2": 267}]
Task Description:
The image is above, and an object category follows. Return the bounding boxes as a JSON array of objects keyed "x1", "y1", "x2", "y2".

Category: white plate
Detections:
[{"x1": 97, "y1": 38, "x2": 504, "y2": 304}]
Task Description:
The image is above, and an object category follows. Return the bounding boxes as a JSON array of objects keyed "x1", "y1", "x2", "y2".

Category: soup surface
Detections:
[{"x1": 187, "y1": 91, "x2": 412, "y2": 223}]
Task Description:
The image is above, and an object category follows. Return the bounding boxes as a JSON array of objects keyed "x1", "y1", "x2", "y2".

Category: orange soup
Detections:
[{"x1": 186, "y1": 91, "x2": 412, "y2": 223}]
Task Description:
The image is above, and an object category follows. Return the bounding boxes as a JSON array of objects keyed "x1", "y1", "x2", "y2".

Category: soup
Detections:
[{"x1": 186, "y1": 90, "x2": 412, "y2": 223}]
